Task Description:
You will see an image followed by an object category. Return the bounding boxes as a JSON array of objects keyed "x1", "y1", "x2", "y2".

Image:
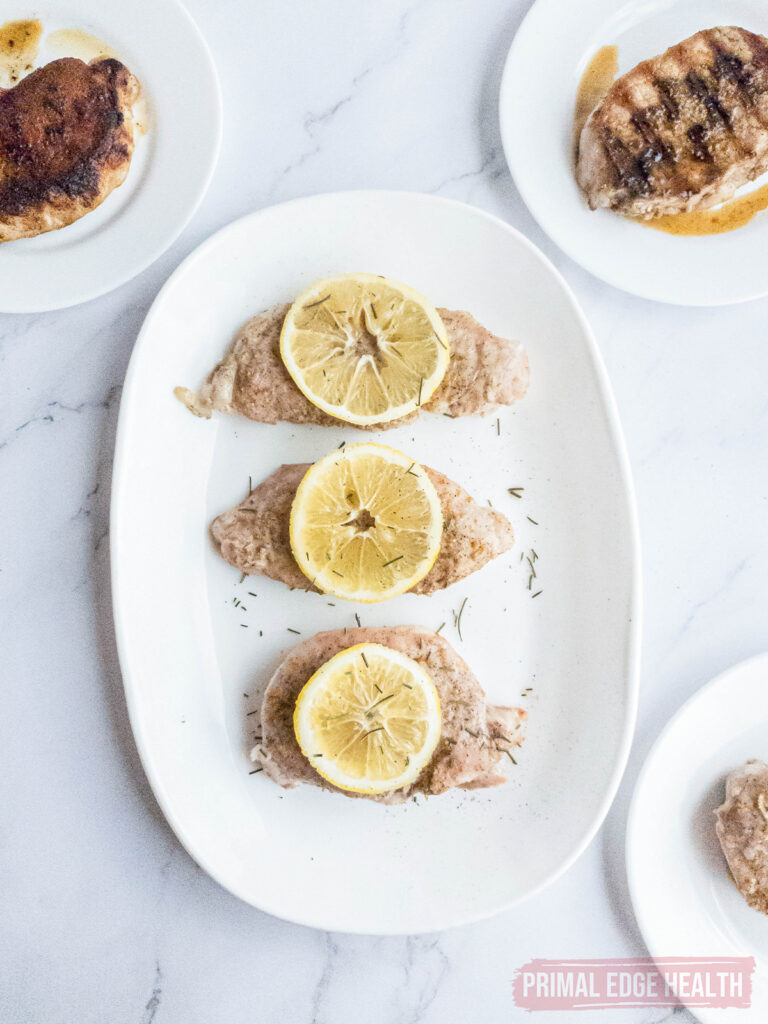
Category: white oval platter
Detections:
[{"x1": 112, "y1": 191, "x2": 640, "y2": 933}]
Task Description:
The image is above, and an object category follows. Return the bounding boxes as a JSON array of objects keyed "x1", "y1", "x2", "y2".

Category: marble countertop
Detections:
[{"x1": 2, "y1": 1, "x2": 767, "y2": 1021}]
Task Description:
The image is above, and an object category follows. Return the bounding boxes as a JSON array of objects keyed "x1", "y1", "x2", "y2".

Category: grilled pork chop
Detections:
[
  {"x1": 252, "y1": 626, "x2": 526, "y2": 802},
  {"x1": 211, "y1": 462, "x2": 514, "y2": 594},
  {"x1": 177, "y1": 304, "x2": 529, "y2": 428},
  {"x1": 0, "y1": 57, "x2": 139, "y2": 242},
  {"x1": 577, "y1": 27, "x2": 768, "y2": 218},
  {"x1": 715, "y1": 759, "x2": 768, "y2": 915}
]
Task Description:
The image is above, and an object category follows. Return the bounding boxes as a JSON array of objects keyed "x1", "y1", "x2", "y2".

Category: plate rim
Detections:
[
  {"x1": 498, "y1": 0, "x2": 768, "y2": 307},
  {"x1": 626, "y1": 650, "x2": 768, "y2": 1021},
  {"x1": 0, "y1": 0, "x2": 223, "y2": 313},
  {"x1": 110, "y1": 189, "x2": 643, "y2": 933}
]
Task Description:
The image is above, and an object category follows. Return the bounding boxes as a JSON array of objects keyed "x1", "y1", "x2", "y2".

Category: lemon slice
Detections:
[
  {"x1": 294, "y1": 643, "x2": 442, "y2": 794},
  {"x1": 289, "y1": 442, "x2": 443, "y2": 602},
  {"x1": 280, "y1": 273, "x2": 450, "y2": 425}
]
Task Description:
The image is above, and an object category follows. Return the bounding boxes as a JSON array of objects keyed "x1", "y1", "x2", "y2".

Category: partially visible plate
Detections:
[
  {"x1": 111, "y1": 190, "x2": 640, "y2": 933},
  {"x1": 627, "y1": 653, "x2": 768, "y2": 1023},
  {"x1": 0, "y1": 0, "x2": 221, "y2": 312},
  {"x1": 500, "y1": 0, "x2": 768, "y2": 305}
]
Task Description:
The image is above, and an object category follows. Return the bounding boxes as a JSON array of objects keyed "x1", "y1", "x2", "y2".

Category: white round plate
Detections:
[
  {"x1": 500, "y1": 0, "x2": 768, "y2": 306},
  {"x1": 627, "y1": 653, "x2": 768, "y2": 1023},
  {"x1": 0, "y1": 0, "x2": 221, "y2": 312},
  {"x1": 111, "y1": 191, "x2": 641, "y2": 933}
]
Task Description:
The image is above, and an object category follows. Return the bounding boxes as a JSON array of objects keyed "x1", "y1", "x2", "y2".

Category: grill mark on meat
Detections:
[
  {"x1": 601, "y1": 126, "x2": 651, "y2": 194},
  {"x1": 600, "y1": 77, "x2": 664, "y2": 187},
  {"x1": 687, "y1": 122, "x2": 712, "y2": 162},
  {"x1": 630, "y1": 109, "x2": 672, "y2": 163},
  {"x1": 705, "y1": 42, "x2": 766, "y2": 151},
  {"x1": 654, "y1": 77, "x2": 680, "y2": 121},
  {"x1": 712, "y1": 47, "x2": 754, "y2": 96},
  {"x1": 707, "y1": 41, "x2": 768, "y2": 131},
  {"x1": 685, "y1": 69, "x2": 732, "y2": 127}
]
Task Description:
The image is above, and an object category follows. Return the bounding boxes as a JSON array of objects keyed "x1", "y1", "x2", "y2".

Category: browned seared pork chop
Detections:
[
  {"x1": 715, "y1": 759, "x2": 768, "y2": 915},
  {"x1": 177, "y1": 305, "x2": 529, "y2": 428},
  {"x1": 0, "y1": 57, "x2": 139, "y2": 241},
  {"x1": 211, "y1": 463, "x2": 514, "y2": 594},
  {"x1": 252, "y1": 626, "x2": 526, "y2": 802},
  {"x1": 577, "y1": 27, "x2": 768, "y2": 218}
]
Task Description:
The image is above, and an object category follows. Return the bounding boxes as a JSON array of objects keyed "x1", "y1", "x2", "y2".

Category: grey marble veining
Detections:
[{"x1": 4, "y1": 0, "x2": 767, "y2": 1020}]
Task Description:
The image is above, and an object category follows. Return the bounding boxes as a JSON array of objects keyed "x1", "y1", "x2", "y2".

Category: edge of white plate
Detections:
[
  {"x1": 498, "y1": 0, "x2": 768, "y2": 308},
  {"x1": 626, "y1": 651, "x2": 768, "y2": 1021},
  {"x1": 110, "y1": 190, "x2": 643, "y2": 932},
  {"x1": 2, "y1": 0, "x2": 223, "y2": 314}
]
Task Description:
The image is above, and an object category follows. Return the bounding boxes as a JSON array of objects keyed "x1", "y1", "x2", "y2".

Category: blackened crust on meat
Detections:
[
  {"x1": 577, "y1": 27, "x2": 768, "y2": 218},
  {"x1": 0, "y1": 57, "x2": 139, "y2": 239}
]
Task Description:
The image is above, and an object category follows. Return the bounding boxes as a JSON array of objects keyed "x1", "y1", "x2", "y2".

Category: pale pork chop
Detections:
[
  {"x1": 176, "y1": 304, "x2": 529, "y2": 428},
  {"x1": 211, "y1": 462, "x2": 515, "y2": 594},
  {"x1": 577, "y1": 27, "x2": 768, "y2": 218},
  {"x1": 715, "y1": 759, "x2": 768, "y2": 915},
  {"x1": 252, "y1": 626, "x2": 527, "y2": 802}
]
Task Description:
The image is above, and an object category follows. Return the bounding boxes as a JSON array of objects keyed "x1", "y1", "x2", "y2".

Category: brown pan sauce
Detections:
[{"x1": 0, "y1": 19, "x2": 42, "y2": 85}]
